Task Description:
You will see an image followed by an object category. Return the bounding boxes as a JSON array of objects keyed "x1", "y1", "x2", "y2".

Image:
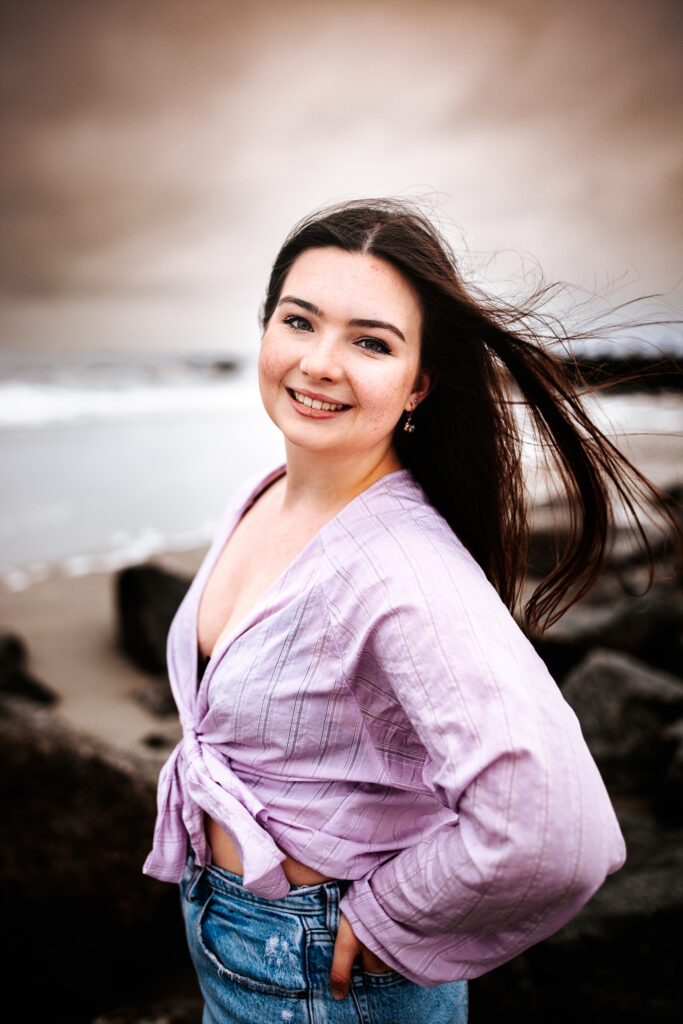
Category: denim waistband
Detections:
[{"x1": 184, "y1": 856, "x2": 351, "y2": 920}]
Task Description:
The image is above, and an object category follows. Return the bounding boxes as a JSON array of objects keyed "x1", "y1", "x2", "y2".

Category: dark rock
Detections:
[
  {"x1": 133, "y1": 675, "x2": 179, "y2": 717},
  {"x1": 532, "y1": 580, "x2": 683, "y2": 681},
  {"x1": 116, "y1": 564, "x2": 190, "y2": 674},
  {"x1": 91, "y1": 997, "x2": 202, "y2": 1024},
  {"x1": 0, "y1": 630, "x2": 57, "y2": 704},
  {"x1": 595, "y1": 587, "x2": 683, "y2": 667},
  {"x1": 528, "y1": 475, "x2": 682, "y2": 582},
  {"x1": 0, "y1": 697, "x2": 191, "y2": 1023},
  {"x1": 184, "y1": 355, "x2": 239, "y2": 377},
  {"x1": 116, "y1": 564, "x2": 192, "y2": 716},
  {"x1": 526, "y1": 523, "x2": 572, "y2": 578},
  {"x1": 561, "y1": 649, "x2": 683, "y2": 796},
  {"x1": 470, "y1": 808, "x2": 683, "y2": 1023},
  {"x1": 531, "y1": 627, "x2": 589, "y2": 683},
  {"x1": 142, "y1": 732, "x2": 176, "y2": 750},
  {"x1": 656, "y1": 717, "x2": 683, "y2": 826},
  {"x1": 0, "y1": 631, "x2": 25, "y2": 677}
]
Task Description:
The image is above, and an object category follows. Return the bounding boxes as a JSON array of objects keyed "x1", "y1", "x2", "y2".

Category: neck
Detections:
[{"x1": 280, "y1": 443, "x2": 403, "y2": 512}]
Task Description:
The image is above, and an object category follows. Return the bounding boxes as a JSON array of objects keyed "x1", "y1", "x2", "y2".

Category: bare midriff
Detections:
[{"x1": 206, "y1": 815, "x2": 335, "y2": 886}]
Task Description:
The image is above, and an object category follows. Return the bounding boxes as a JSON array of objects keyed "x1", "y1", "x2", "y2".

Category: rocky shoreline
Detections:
[{"x1": 1, "y1": 486, "x2": 681, "y2": 1023}]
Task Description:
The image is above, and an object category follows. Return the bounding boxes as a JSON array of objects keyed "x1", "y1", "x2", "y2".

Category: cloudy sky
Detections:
[{"x1": 1, "y1": 0, "x2": 681, "y2": 354}]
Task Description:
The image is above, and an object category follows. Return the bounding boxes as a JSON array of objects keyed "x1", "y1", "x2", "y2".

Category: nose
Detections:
[{"x1": 298, "y1": 333, "x2": 342, "y2": 383}]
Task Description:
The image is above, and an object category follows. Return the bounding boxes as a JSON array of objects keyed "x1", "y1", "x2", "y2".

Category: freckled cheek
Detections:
[
  {"x1": 359, "y1": 375, "x2": 410, "y2": 413},
  {"x1": 356, "y1": 379, "x2": 411, "y2": 436},
  {"x1": 258, "y1": 346, "x2": 288, "y2": 388}
]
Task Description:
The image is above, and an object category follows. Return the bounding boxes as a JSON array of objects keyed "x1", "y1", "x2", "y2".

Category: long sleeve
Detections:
[
  {"x1": 337, "y1": 519, "x2": 625, "y2": 985},
  {"x1": 144, "y1": 465, "x2": 624, "y2": 984}
]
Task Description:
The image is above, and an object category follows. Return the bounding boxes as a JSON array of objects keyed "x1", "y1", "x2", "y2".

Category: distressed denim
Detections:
[{"x1": 180, "y1": 859, "x2": 468, "y2": 1024}]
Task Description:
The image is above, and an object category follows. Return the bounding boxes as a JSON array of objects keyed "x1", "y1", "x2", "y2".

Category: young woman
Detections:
[{"x1": 144, "y1": 199, "x2": 676, "y2": 1024}]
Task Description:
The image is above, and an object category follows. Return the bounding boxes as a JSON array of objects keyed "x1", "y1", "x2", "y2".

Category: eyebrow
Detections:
[
  {"x1": 278, "y1": 295, "x2": 406, "y2": 343},
  {"x1": 348, "y1": 318, "x2": 406, "y2": 343},
  {"x1": 278, "y1": 296, "x2": 321, "y2": 316}
]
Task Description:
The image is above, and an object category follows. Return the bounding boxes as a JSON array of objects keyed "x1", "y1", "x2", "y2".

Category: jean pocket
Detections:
[
  {"x1": 195, "y1": 890, "x2": 309, "y2": 998},
  {"x1": 360, "y1": 966, "x2": 409, "y2": 988},
  {"x1": 357, "y1": 972, "x2": 469, "y2": 1024}
]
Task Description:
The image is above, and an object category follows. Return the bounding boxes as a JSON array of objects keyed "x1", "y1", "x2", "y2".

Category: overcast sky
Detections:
[{"x1": 1, "y1": 0, "x2": 681, "y2": 354}]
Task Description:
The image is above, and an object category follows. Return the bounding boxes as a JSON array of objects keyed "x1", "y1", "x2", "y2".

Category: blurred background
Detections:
[
  {"x1": 1, "y1": 0, "x2": 681, "y2": 586},
  {"x1": 1, "y1": 1, "x2": 682, "y2": 1021}
]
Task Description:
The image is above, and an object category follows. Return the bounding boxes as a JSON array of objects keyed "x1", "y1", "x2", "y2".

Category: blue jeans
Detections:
[{"x1": 180, "y1": 859, "x2": 468, "y2": 1024}]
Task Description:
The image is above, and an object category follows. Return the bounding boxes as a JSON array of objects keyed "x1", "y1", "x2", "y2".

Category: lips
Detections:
[{"x1": 286, "y1": 388, "x2": 351, "y2": 413}]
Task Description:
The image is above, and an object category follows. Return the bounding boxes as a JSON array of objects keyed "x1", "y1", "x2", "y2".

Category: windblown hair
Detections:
[{"x1": 261, "y1": 199, "x2": 679, "y2": 632}]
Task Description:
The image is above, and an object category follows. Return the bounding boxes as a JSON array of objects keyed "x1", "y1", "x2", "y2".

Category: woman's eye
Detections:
[
  {"x1": 283, "y1": 314, "x2": 313, "y2": 332},
  {"x1": 356, "y1": 337, "x2": 391, "y2": 355}
]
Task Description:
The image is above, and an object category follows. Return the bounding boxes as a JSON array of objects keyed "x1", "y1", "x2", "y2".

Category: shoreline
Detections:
[{"x1": 0, "y1": 547, "x2": 205, "y2": 755}]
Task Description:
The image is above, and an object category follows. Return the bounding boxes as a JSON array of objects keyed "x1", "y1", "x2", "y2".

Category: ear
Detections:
[{"x1": 406, "y1": 368, "x2": 435, "y2": 411}]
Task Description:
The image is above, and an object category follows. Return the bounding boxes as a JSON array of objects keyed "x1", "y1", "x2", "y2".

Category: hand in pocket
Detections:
[{"x1": 330, "y1": 911, "x2": 393, "y2": 999}]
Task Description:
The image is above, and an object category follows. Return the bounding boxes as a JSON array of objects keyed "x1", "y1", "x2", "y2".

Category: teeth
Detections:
[{"x1": 292, "y1": 390, "x2": 346, "y2": 412}]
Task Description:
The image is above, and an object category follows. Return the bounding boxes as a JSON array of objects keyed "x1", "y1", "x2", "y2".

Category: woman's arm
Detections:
[{"x1": 336, "y1": 537, "x2": 625, "y2": 986}]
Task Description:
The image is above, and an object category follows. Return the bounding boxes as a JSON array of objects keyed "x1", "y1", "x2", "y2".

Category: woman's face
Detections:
[{"x1": 258, "y1": 247, "x2": 430, "y2": 463}]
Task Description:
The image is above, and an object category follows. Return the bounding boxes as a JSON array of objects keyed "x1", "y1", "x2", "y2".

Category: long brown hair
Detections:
[{"x1": 261, "y1": 199, "x2": 679, "y2": 632}]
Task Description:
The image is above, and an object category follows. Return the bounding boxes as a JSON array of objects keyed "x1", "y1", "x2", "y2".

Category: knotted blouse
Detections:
[{"x1": 144, "y1": 465, "x2": 625, "y2": 984}]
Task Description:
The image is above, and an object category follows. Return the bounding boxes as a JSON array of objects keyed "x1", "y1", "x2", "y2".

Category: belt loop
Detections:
[
  {"x1": 325, "y1": 881, "x2": 341, "y2": 934},
  {"x1": 186, "y1": 863, "x2": 205, "y2": 903}
]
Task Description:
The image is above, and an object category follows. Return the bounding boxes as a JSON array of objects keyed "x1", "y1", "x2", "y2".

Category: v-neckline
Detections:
[
  {"x1": 195, "y1": 465, "x2": 286, "y2": 672},
  {"x1": 193, "y1": 464, "x2": 411, "y2": 690}
]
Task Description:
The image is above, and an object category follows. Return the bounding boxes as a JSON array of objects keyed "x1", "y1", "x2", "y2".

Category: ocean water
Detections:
[
  {"x1": 1, "y1": 351, "x2": 681, "y2": 591},
  {"x1": 0, "y1": 353, "x2": 283, "y2": 589}
]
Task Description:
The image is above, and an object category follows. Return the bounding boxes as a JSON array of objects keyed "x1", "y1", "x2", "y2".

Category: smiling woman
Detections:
[
  {"x1": 258, "y1": 247, "x2": 430, "y2": 468},
  {"x1": 143, "y1": 199, "x2": 679, "y2": 1024}
]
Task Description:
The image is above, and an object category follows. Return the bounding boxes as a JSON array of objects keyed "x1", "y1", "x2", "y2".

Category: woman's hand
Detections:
[{"x1": 330, "y1": 912, "x2": 393, "y2": 1000}]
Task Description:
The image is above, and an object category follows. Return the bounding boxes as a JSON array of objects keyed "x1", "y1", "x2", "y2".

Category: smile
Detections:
[{"x1": 287, "y1": 388, "x2": 350, "y2": 412}]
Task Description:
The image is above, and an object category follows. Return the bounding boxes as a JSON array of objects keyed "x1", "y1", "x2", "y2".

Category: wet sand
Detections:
[{"x1": 0, "y1": 548, "x2": 204, "y2": 756}]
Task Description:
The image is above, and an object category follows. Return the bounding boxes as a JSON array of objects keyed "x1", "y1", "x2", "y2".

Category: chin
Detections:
[{"x1": 286, "y1": 433, "x2": 345, "y2": 454}]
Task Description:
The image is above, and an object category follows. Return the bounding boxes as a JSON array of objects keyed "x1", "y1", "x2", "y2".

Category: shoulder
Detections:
[
  {"x1": 320, "y1": 469, "x2": 489, "y2": 606},
  {"x1": 319, "y1": 469, "x2": 546, "y2": 684},
  {"x1": 231, "y1": 463, "x2": 287, "y2": 512},
  {"x1": 320, "y1": 471, "x2": 558, "y2": 713},
  {"x1": 214, "y1": 463, "x2": 286, "y2": 530}
]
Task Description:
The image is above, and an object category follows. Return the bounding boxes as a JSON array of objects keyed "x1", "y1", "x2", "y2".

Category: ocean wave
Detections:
[
  {"x1": 1, "y1": 521, "x2": 217, "y2": 592},
  {"x1": 579, "y1": 392, "x2": 683, "y2": 435},
  {"x1": 515, "y1": 391, "x2": 683, "y2": 443},
  {"x1": 0, "y1": 378, "x2": 260, "y2": 428}
]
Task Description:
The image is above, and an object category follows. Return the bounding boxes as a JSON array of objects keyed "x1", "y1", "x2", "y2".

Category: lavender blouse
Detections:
[{"x1": 144, "y1": 465, "x2": 625, "y2": 985}]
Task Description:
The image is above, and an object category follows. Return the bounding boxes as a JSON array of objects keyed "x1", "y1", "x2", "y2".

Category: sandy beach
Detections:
[{"x1": 0, "y1": 547, "x2": 205, "y2": 756}]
